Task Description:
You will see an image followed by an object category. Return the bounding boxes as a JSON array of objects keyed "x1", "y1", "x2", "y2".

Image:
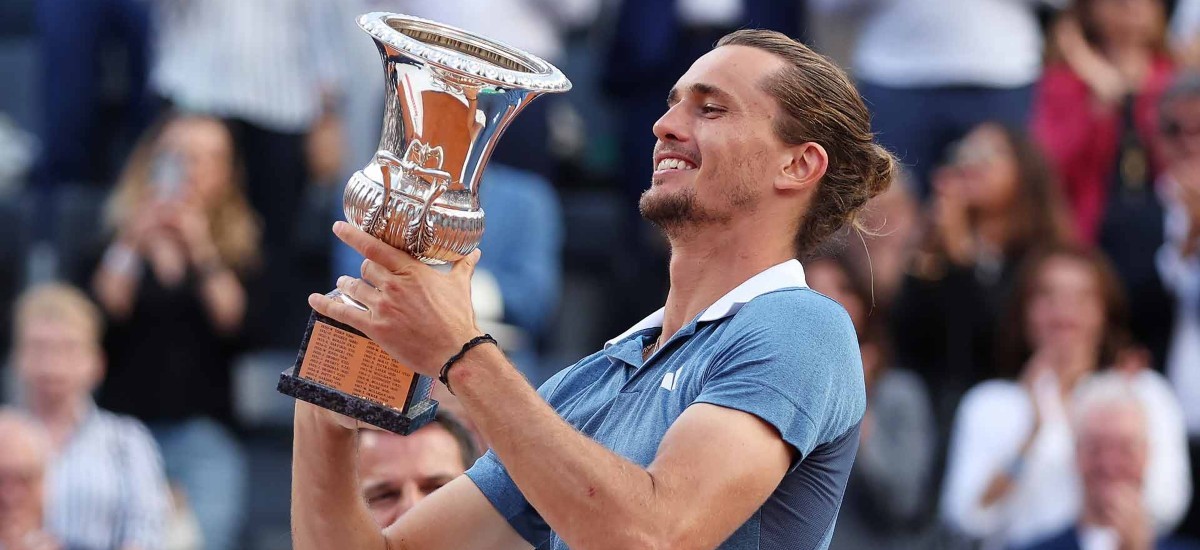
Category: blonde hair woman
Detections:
[{"x1": 91, "y1": 113, "x2": 260, "y2": 550}]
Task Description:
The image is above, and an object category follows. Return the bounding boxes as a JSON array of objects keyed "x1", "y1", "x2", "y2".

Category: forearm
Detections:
[
  {"x1": 451, "y1": 346, "x2": 666, "y2": 549},
  {"x1": 291, "y1": 403, "x2": 387, "y2": 550},
  {"x1": 93, "y1": 242, "x2": 141, "y2": 319}
]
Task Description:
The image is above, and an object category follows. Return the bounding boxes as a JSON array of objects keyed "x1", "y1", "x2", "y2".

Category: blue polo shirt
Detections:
[{"x1": 465, "y1": 260, "x2": 866, "y2": 549}]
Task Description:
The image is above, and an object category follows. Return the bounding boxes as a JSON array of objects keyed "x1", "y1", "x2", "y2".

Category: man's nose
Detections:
[
  {"x1": 395, "y1": 485, "x2": 421, "y2": 516},
  {"x1": 652, "y1": 103, "x2": 690, "y2": 143}
]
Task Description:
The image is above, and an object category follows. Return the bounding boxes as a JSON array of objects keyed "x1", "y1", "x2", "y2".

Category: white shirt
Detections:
[
  {"x1": 811, "y1": 0, "x2": 1067, "y2": 88},
  {"x1": 677, "y1": 0, "x2": 744, "y2": 27},
  {"x1": 606, "y1": 259, "x2": 807, "y2": 347},
  {"x1": 151, "y1": 0, "x2": 345, "y2": 133},
  {"x1": 44, "y1": 404, "x2": 171, "y2": 550},
  {"x1": 1158, "y1": 177, "x2": 1200, "y2": 435},
  {"x1": 394, "y1": 0, "x2": 601, "y2": 63},
  {"x1": 940, "y1": 371, "x2": 1191, "y2": 549},
  {"x1": 1173, "y1": 0, "x2": 1200, "y2": 48},
  {"x1": 1080, "y1": 525, "x2": 1120, "y2": 550}
]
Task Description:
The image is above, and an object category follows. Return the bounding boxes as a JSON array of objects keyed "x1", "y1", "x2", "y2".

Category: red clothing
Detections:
[{"x1": 1031, "y1": 57, "x2": 1175, "y2": 243}]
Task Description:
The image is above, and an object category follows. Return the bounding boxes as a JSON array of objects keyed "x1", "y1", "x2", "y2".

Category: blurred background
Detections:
[{"x1": 2, "y1": 0, "x2": 1200, "y2": 549}]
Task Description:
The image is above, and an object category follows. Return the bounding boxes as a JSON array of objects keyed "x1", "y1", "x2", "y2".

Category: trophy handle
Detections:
[
  {"x1": 397, "y1": 142, "x2": 452, "y2": 257},
  {"x1": 362, "y1": 151, "x2": 403, "y2": 238},
  {"x1": 363, "y1": 144, "x2": 453, "y2": 258},
  {"x1": 405, "y1": 178, "x2": 447, "y2": 257}
]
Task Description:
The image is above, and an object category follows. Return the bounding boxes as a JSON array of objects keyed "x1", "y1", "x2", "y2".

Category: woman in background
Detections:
[
  {"x1": 1035, "y1": 0, "x2": 1179, "y2": 367},
  {"x1": 940, "y1": 245, "x2": 1190, "y2": 549},
  {"x1": 1034, "y1": 0, "x2": 1175, "y2": 242},
  {"x1": 91, "y1": 113, "x2": 260, "y2": 550},
  {"x1": 891, "y1": 122, "x2": 1073, "y2": 435}
]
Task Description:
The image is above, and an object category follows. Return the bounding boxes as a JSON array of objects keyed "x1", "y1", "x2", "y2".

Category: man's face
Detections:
[
  {"x1": 640, "y1": 45, "x2": 789, "y2": 237},
  {"x1": 15, "y1": 318, "x2": 102, "y2": 406},
  {"x1": 358, "y1": 424, "x2": 468, "y2": 528},
  {"x1": 1160, "y1": 97, "x2": 1200, "y2": 165},
  {"x1": 0, "y1": 422, "x2": 46, "y2": 533},
  {"x1": 1077, "y1": 402, "x2": 1148, "y2": 511}
]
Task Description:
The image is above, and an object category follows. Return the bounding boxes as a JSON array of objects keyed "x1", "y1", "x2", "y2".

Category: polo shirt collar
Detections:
[{"x1": 604, "y1": 259, "x2": 807, "y2": 348}]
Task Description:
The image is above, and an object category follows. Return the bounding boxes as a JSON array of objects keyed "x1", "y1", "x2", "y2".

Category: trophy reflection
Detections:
[{"x1": 277, "y1": 12, "x2": 570, "y2": 434}]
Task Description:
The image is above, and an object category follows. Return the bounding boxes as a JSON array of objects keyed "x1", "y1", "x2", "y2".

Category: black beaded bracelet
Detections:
[{"x1": 438, "y1": 334, "x2": 497, "y2": 395}]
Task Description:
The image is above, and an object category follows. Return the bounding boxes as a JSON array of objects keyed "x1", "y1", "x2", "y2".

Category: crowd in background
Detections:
[{"x1": 1, "y1": 0, "x2": 1200, "y2": 549}]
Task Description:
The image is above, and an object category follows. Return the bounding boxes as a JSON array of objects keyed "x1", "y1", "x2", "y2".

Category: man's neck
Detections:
[
  {"x1": 658, "y1": 228, "x2": 795, "y2": 345},
  {"x1": 30, "y1": 397, "x2": 89, "y2": 451}
]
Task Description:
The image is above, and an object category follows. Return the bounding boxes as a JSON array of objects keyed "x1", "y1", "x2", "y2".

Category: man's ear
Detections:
[{"x1": 777, "y1": 142, "x2": 828, "y2": 191}]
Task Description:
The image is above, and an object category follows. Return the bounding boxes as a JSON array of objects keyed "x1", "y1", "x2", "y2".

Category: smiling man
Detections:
[{"x1": 293, "y1": 29, "x2": 896, "y2": 550}]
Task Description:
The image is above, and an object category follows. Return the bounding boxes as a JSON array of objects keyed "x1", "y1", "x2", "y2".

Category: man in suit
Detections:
[{"x1": 1019, "y1": 374, "x2": 1198, "y2": 550}]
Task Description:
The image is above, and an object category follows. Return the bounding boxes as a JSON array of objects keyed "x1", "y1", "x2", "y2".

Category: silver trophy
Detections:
[{"x1": 278, "y1": 13, "x2": 571, "y2": 434}]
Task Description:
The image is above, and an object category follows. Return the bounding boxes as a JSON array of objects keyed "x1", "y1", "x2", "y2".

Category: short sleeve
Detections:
[
  {"x1": 691, "y1": 290, "x2": 866, "y2": 464},
  {"x1": 464, "y1": 450, "x2": 550, "y2": 545},
  {"x1": 461, "y1": 364, "x2": 580, "y2": 545}
]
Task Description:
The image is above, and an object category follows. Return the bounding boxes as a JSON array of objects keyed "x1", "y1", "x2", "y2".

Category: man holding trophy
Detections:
[{"x1": 288, "y1": 13, "x2": 895, "y2": 550}]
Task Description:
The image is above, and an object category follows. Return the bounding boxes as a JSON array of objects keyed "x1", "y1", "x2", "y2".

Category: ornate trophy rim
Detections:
[{"x1": 357, "y1": 12, "x2": 572, "y2": 93}]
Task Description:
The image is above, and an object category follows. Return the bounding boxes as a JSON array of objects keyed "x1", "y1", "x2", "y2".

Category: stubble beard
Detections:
[{"x1": 638, "y1": 171, "x2": 760, "y2": 240}]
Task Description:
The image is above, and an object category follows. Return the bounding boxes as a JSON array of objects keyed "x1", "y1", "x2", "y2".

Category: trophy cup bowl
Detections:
[{"x1": 277, "y1": 13, "x2": 571, "y2": 434}]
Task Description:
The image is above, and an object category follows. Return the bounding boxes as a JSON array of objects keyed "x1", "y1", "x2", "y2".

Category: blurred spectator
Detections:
[
  {"x1": 1018, "y1": 373, "x2": 1200, "y2": 550},
  {"x1": 1174, "y1": 0, "x2": 1200, "y2": 65},
  {"x1": 0, "y1": 409, "x2": 57, "y2": 550},
  {"x1": 1155, "y1": 72, "x2": 1200, "y2": 539},
  {"x1": 34, "y1": 0, "x2": 153, "y2": 191},
  {"x1": 151, "y1": 0, "x2": 346, "y2": 348},
  {"x1": 808, "y1": 255, "x2": 938, "y2": 550},
  {"x1": 891, "y1": 123, "x2": 1073, "y2": 432},
  {"x1": 849, "y1": 171, "x2": 922, "y2": 307},
  {"x1": 357, "y1": 413, "x2": 481, "y2": 528},
  {"x1": 151, "y1": 0, "x2": 343, "y2": 243},
  {"x1": 1034, "y1": 0, "x2": 1175, "y2": 243},
  {"x1": 393, "y1": 0, "x2": 601, "y2": 178},
  {"x1": 13, "y1": 283, "x2": 170, "y2": 550},
  {"x1": 940, "y1": 246, "x2": 1190, "y2": 549},
  {"x1": 90, "y1": 115, "x2": 260, "y2": 550},
  {"x1": 1033, "y1": 1, "x2": 1181, "y2": 369},
  {"x1": 812, "y1": 0, "x2": 1066, "y2": 200},
  {"x1": 1157, "y1": 72, "x2": 1200, "y2": 430}
]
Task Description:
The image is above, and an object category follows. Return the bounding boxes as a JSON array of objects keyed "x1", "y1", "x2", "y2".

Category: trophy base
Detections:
[{"x1": 277, "y1": 305, "x2": 438, "y2": 435}]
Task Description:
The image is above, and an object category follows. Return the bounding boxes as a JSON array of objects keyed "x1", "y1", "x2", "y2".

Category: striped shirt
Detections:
[
  {"x1": 43, "y1": 403, "x2": 170, "y2": 550},
  {"x1": 151, "y1": 0, "x2": 346, "y2": 133}
]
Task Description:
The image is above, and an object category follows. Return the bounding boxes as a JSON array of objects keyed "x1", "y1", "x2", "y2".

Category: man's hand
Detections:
[
  {"x1": 308, "y1": 221, "x2": 483, "y2": 376},
  {"x1": 1101, "y1": 483, "x2": 1153, "y2": 550},
  {"x1": 930, "y1": 167, "x2": 975, "y2": 266}
]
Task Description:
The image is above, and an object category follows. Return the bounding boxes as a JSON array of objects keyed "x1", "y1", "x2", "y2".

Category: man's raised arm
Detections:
[{"x1": 306, "y1": 222, "x2": 796, "y2": 549}]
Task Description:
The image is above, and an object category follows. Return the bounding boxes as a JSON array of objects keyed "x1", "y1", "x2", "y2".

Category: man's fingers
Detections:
[
  {"x1": 335, "y1": 275, "x2": 380, "y2": 310},
  {"x1": 361, "y1": 258, "x2": 394, "y2": 288},
  {"x1": 333, "y1": 221, "x2": 416, "y2": 272},
  {"x1": 308, "y1": 292, "x2": 371, "y2": 332},
  {"x1": 452, "y1": 249, "x2": 482, "y2": 280}
]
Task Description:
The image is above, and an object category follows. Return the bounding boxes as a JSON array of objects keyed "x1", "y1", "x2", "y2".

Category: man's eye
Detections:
[
  {"x1": 700, "y1": 104, "x2": 725, "y2": 115},
  {"x1": 367, "y1": 491, "x2": 399, "y2": 506},
  {"x1": 419, "y1": 480, "x2": 450, "y2": 495}
]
